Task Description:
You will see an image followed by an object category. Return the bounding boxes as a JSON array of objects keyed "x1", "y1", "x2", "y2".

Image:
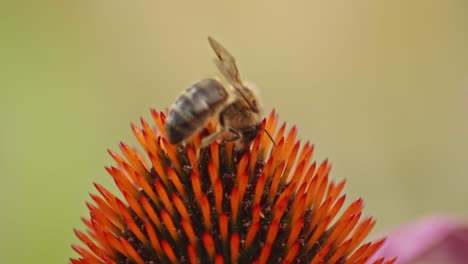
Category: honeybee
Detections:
[{"x1": 165, "y1": 36, "x2": 263, "y2": 150}]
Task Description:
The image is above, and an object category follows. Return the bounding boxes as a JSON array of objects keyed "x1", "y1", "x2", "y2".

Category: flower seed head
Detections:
[{"x1": 71, "y1": 109, "x2": 396, "y2": 264}]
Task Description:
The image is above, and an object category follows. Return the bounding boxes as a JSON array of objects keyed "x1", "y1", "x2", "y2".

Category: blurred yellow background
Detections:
[{"x1": 1, "y1": 1, "x2": 467, "y2": 263}]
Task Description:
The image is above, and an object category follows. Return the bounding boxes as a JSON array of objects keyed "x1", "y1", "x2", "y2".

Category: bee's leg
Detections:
[
  {"x1": 223, "y1": 127, "x2": 242, "y2": 142},
  {"x1": 200, "y1": 130, "x2": 223, "y2": 149},
  {"x1": 196, "y1": 130, "x2": 224, "y2": 161}
]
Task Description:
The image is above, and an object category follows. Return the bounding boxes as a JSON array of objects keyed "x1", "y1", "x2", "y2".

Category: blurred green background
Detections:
[{"x1": 1, "y1": 1, "x2": 467, "y2": 263}]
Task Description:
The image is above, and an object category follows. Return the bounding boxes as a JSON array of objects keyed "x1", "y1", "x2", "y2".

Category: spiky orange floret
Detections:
[{"x1": 71, "y1": 109, "x2": 396, "y2": 264}]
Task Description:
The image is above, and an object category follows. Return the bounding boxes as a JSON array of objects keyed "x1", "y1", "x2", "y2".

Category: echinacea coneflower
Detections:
[{"x1": 71, "y1": 109, "x2": 396, "y2": 264}]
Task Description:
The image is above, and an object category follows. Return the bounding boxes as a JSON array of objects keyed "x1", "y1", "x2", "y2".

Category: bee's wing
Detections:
[
  {"x1": 208, "y1": 36, "x2": 240, "y2": 82},
  {"x1": 208, "y1": 36, "x2": 258, "y2": 113}
]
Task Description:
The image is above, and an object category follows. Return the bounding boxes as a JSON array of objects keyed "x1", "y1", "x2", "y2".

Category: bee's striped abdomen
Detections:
[{"x1": 165, "y1": 78, "x2": 228, "y2": 144}]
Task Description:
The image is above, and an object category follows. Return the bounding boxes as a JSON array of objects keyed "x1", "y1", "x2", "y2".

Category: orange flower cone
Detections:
[{"x1": 71, "y1": 109, "x2": 396, "y2": 264}]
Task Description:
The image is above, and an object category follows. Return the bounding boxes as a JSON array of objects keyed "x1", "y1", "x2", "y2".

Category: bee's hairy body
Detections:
[
  {"x1": 165, "y1": 36, "x2": 264, "y2": 151},
  {"x1": 218, "y1": 85, "x2": 262, "y2": 146},
  {"x1": 165, "y1": 78, "x2": 229, "y2": 144}
]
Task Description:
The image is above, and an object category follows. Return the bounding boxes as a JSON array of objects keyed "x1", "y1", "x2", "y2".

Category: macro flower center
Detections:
[{"x1": 71, "y1": 110, "x2": 395, "y2": 264}]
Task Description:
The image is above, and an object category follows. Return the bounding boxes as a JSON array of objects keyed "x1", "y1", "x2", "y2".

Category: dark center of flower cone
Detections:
[{"x1": 71, "y1": 110, "x2": 396, "y2": 264}]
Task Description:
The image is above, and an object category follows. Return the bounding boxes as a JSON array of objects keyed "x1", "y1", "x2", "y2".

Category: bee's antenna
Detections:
[{"x1": 264, "y1": 129, "x2": 276, "y2": 147}]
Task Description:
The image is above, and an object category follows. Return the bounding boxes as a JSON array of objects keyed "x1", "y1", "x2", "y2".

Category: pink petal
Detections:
[{"x1": 369, "y1": 215, "x2": 468, "y2": 264}]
